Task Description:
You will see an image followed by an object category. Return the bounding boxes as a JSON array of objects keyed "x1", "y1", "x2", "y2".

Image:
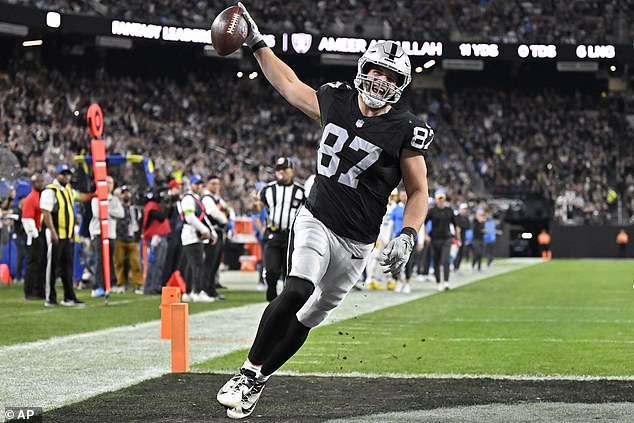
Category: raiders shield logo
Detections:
[{"x1": 291, "y1": 33, "x2": 312, "y2": 54}]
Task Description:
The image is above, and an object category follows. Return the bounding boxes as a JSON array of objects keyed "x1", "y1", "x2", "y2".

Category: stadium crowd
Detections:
[
  {"x1": 450, "y1": 0, "x2": 630, "y2": 44},
  {"x1": 0, "y1": 59, "x2": 475, "y2": 215},
  {"x1": 7, "y1": 0, "x2": 633, "y2": 43},
  {"x1": 2, "y1": 55, "x2": 633, "y2": 224},
  {"x1": 449, "y1": 88, "x2": 633, "y2": 224}
]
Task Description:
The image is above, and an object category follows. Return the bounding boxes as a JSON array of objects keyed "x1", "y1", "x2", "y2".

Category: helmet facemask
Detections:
[{"x1": 354, "y1": 41, "x2": 411, "y2": 109}]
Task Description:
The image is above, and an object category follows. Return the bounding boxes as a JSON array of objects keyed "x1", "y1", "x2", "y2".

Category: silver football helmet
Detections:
[{"x1": 354, "y1": 41, "x2": 412, "y2": 109}]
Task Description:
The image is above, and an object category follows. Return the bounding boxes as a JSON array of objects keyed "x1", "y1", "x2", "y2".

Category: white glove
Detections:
[
  {"x1": 150, "y1": 235, "x2": 161, "y2": 248},
  {"x1": 380, "y1": 231, "x2": 415, "y2": 274},
  {"x1": 238, "y1": 2, "x2": 264, "y2": 49}
]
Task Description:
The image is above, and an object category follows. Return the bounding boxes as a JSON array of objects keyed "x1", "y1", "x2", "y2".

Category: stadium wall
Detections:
[{"x1": 551, "y1": 224, "x2": 634, "y2": 258}]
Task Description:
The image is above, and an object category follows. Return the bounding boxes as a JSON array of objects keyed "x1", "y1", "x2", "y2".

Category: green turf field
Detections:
[
  {"x1": 196, "y1": 260, "x2": 634, "y2": 377},
  {"x1": 0, "y1": 286, "x2": 264, "y2": 346}
]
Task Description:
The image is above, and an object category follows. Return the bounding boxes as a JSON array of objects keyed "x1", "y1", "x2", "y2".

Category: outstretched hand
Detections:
[
  {"x1": 237, "y1": 2, "x2": 264, "y2": 49},
  {"x1": 380, "y1": 233, "x2": 415, "y2": 274}
]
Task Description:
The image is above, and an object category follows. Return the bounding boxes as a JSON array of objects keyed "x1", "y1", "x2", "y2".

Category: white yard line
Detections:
[
  {"x1": 437, "y1": 337, "x2": 634, "y2": 344},
  {"x1": 272, "y1": 370, "x2": 634, "y2": 382},
  {"x1": 0, "y1": 259, "x2": 540, "y2": 416}
]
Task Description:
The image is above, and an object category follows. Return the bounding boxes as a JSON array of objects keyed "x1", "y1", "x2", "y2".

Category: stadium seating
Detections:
[{"x1": 7, "y1": 0, "x2": 631, "y2": 44}]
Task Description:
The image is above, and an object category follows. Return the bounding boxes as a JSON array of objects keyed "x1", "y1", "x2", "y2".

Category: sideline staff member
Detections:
[
  {"x1": 22, "y1": 173, "x2": 46, "y2": 300},
  {"x1": 40, "y1": 164, "x2": 92, "y2": 307}
]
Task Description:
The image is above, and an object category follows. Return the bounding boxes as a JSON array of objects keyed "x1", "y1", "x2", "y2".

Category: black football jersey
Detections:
[{"x1": 306, "y1": 82, "x2": 434, "y2": 243}]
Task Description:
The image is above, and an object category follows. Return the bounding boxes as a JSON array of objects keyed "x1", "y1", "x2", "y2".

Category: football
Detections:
[{"x1": 210, "y1": 6, "x2": 248, "y2": 56}]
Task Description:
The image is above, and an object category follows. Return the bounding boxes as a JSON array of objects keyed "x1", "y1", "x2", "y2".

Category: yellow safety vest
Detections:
[{"x1": 45, "y1": 183, "x2": 75, "y2": 240}]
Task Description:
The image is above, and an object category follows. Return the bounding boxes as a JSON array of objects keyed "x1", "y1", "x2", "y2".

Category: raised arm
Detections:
[{"x1": 239, "y1": 3, "x2": 320, "y2": 121}]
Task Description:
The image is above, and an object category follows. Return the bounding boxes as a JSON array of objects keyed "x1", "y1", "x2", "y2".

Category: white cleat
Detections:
[
  {"x1": 402, "y1": 284, "x2": 411, "y2": 294},
  {"x1": 217, "y1": 368, "x2": 257, "y2": 409},
  {"x1": 226, "y1": 378, "x2": 266, "y2": 419}
]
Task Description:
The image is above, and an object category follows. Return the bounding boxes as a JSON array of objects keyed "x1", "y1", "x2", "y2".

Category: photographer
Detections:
[{"x1": 114, "y1": 185, "x2": 143, "y2": 294}]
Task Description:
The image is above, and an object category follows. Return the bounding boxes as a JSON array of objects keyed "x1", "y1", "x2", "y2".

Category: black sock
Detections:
[
  {"x1": 261, "y1": 318, "x2": 310, "y2": 376},
  {"x1": 265, "y1": 273, "x2": 280, "y2": 302},
  {"x1": 248, "y1": 277, "x2": 314, "y2": 365}
]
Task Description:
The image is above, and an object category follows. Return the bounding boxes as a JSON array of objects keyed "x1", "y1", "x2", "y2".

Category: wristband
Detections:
[
  {"x1": 251, "y1": 40, "x2": 267, "y2": 51},
  {"x1": 401, "y1": 226, "x2": 417, "y2": 241}
]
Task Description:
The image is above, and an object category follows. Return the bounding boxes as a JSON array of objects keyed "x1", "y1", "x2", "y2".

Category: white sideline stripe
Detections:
[
  {"x1": 325, "y1": 403, "x2": 634, "y2": 423},
  {"x1": 0, "y1": 259, "x2": 539, "y2": 415}
]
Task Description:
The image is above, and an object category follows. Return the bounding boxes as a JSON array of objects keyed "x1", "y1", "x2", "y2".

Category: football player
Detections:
[{"x1": 217, "y1": 3, "x2": 434, "y2": 419}]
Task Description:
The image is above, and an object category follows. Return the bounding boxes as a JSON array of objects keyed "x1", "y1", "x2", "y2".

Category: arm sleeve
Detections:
[{"x1": 202, "y1": 196, "x2": 228, "y2": 225}]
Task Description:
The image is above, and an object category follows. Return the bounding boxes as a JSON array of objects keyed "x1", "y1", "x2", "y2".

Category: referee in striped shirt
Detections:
[{"x1": 253, "y1": 157, "x2": 305, "y2": 301}]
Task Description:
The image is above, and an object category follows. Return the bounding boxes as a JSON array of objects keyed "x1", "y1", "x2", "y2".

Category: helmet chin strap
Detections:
[{"x1": 361, "y1": 92, "x2": 386, "y2": 109}]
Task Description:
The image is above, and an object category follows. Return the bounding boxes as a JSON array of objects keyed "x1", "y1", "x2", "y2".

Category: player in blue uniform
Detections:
[{"x1": 217, "y1": 3, "x2": 434, "y2": 418}]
